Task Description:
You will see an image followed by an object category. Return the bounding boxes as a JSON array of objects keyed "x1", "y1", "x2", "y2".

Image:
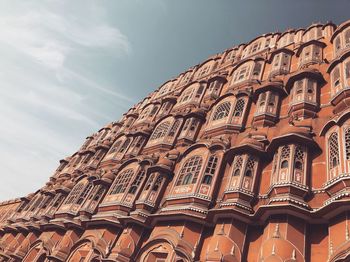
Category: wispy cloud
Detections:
[{"x1": 0, "y1": 0, "x2": 133, "y2": 200}]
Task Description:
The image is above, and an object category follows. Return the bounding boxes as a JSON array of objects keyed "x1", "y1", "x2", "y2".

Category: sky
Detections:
[{"x1": 1, "y1": 0, "x2": 350, "y2": 201}]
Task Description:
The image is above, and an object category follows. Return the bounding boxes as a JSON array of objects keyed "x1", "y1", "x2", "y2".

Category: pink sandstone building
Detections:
[{"x1": 1, "y1": 19, "x2": 350, "y2": 262}]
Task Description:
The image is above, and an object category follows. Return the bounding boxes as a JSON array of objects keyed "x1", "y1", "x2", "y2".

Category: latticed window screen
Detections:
[
  {"x1": 245, "y1": 156, "x2": 256, "y2": 177},
  {"x1": 119, "y1": 138, "x2": 131, "y2": 153},
  {"x1": 176, "y1": 156, "x2": 203, "y2": 186},
  {"x1": 93, "y1": 187, "x2": 105, "y2": 201},
  {"x1": 345, "y1": 127, "x2": 350, "y2": 160},
  {"x1": 252, "y1": 62, "x2": 262, "y2": 77},
  {"x1": 332, "y1": 67, "x2": 340, "y2": 87},
  {"x1": 152, "y1": 176, "x2": 163, "y2": 192},
  {"x1": 202, "y1": 155, "x2": 219, "y2": 185},
  {"x1": 77, "y1": 182, "x2": 93, "y2": 205},
  {"x1": 110, "y1": 140, "x2": 122, "y2": 154},
  {"x1": 346, "y1": 62, "x2": 350, "y2": 79},
  {"x1": 150, "y1": 121, "x2": 171, "y2": 140},
  {"x1": 233, "y1": 156, "x2": 243, "y2": 176},
  {"x1": 168, "y1": 120, "x2": 181, "y2": 137},
  {"x1": 280, "y1": 145, "x2": 290, "y2": 168},
  {"x1": 128, "y1": 171, "x2": 145, "y2": 194},
  {"x1": 233, "y1": 98, "x2": 246, "y2": 117},
  {"x1": 110, "y1": 169, "x2": 134, "y2": 195},
  {"x1": 65, "y1": 182, "x2": 85, "y2": 205},
  {"x1": 180, "y1": 88, "x2": 194, "y2": 103},
  {"x1": 294, "y1": 146, "x2": 305, "y2": 170},
  {"x1": 345, "y1": 30, "x2": 350, "y2": 45},
  {"x1": 212, "y1": 102, "x2": 231, "y2": 121},
  {"x1": 145, "y1": 174, "x2": 155, "y2": 191},
  {"x1": 329, "y1": 132, "x2": 340, "y2": 169}
]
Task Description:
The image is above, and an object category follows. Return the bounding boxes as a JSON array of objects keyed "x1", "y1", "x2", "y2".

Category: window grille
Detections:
[
  {"x1": 168, "y1": 119, "x2": 181, "y2": 137},
  {"x1": 176, "y1": 156, "x2": 203, "y2": 186},
  {"x1": 212, "y1": 102, "x2": 231, "y2": 121},
  {"x1": 329, "y1": 132, "x2": 340, "y2": 169},
  {"x1": 294, "y1": 146, "x2": 304, "y2": 170},
  {"x1": 77, "y1": 183, "x2": 93, "y2": 205},
  {"x1": 65, "y1": 183, "x2": 84, "y2": 205},
  {"x1": 128, "y1": 171, "x2": 145, "y2": 194},
  {"x1": 233, "y1": 98, "x2": 246, "y2": 117},
  {"x1": 150, "y1": 121, "x2": 171, "y2": 140},
  {"x1": 202, "y1": 155, "x2": 219, "y2": 185},
  {"x1": 345, "y1": 127, "x2": 350, "y2": 160},
  {"x1": 110, "y1": 169, "x2": 134, "y2": 195}
]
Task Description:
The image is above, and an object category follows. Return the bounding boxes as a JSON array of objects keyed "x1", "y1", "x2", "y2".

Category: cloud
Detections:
[{"x1": 0, "y1": 1, "x2": 134, "y2": 200}]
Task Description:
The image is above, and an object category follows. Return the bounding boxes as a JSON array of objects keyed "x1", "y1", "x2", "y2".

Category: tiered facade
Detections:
[{"x1": 2, "y1": 20, "x2": 350, "y2": 262}]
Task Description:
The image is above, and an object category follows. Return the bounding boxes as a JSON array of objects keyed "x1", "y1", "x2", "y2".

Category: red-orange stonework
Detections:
[{"x1": 3, "y1": 20, "x2": 350, "y2": 262}]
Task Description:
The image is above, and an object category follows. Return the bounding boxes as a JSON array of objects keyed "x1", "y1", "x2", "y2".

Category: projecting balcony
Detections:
[{"x1": 331, "y1": 85, "x2": 350, "y2": 114}]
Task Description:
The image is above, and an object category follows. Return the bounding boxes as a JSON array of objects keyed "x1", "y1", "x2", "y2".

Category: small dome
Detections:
[
  {"x1": 280, "y1": 124, "x2": 311, "y2": 138},
  {"x1": 62, "y1": 180, "x2": 75, "y2": 190},
  {"x1": 157, "y1": 157, "x2": 173, "y2": 168},
  {"x1": 239, "y1": 137, "x2": 264, "y2": 150},
  {"x1": 102, "y1": 172, "x2": 115, "y2": 181}
]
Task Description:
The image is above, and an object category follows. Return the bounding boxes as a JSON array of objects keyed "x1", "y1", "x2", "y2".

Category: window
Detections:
[
  {"x1": 345, "y1": 127, "x2": 350, "y2": 161},
  {"x1": 346, "y1": 62, "x2": 350, "y2": 79},
  {"x1": 345, "y1": 30, "x2": 350, "y2": 46},
  {"x1": 119, "y1": 138, "x2": 131, "y2": 153},
  {"x1": 152, "y1": 176, "x2": 163, "y2": 192},
  {"x1": 202, "y1": 155, "x2": 219, "y2": 185},
  {"x1": 245, "y1": 156, "x2": 256, "y2": 177},
  {"x1": 294, "y1": 146, "x2": 304, "y2": 171},
  {"x1": 176, "y1": 156, "x2": 203, "y2": 186},
  {"x1": 212, "y1": 102, "x2": 231, "y2": 121},
  {"x1": 128, "y1": 171, "x2": 145, "y2": 194},
  {"x1": 280, "y1": 145, "x2": 290, "y2": 169},
  {"x1": 110, "y1": 140, "x2": 122, "y2": 154},
  {"x1": 150, "y1": 121, "x2": 171, "y2": 140},
  {"x1": 252, "y1": 62, "x2": 263, "y2": 77},
  {"x1": 110, "y1": 169, "x2": 134, "y2": 195},
  {"x1": 195, "y1": 86, "x2": 204, "y2": 99},
  {"x1": 233, "y1": 98, "x2": 246, "y2": 117},
  {"x1": 332, "y1": 67, "x2": 341, "y2": 88},
  {"x1": 329, "y1": 132, "x2": 340, "y2": 169},
  {"x1": 335, "y1": 36, "x2": 341, "y2": 52},
  {"x1": 179, "y1": 88, "x2": 195, "y2": 103},
  {"x1": 168, "y1": 120, "x2": 181, "y2": 137},
  {"x1": 76, "y1": 182, "x2": 93, "y2": 205},
  {"x1": 149, "y1": 106, "x2": 159, "y2": 117},
  {"x1": 232, "y1": 156, "x2": 243, "y2": 177},
  {"x1": 65, "y1": 182, "x2": 85, "y2": 205}
]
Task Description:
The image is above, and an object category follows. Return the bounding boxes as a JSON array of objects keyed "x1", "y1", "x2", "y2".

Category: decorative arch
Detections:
[
  {"x1": 66, "y1": 239, "x2": 102, "y2": 262},
  {"x1": 137, "y1": 229, "x2": 193, "y2": 262}
]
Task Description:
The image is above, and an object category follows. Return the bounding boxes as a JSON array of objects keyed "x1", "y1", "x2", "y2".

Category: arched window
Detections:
[
  {"x1": 346, "y1": 62, "x2": 350, "y2": 79},
  {"x1": 119, "y1": 138, "x2": 131, "y2": 153},
  {"x1": 212, "y1": 102, "x2": 231, "y2": 121},
  {"x1": 110, "y1": 140, "x2": 122, "y2": 154},
  {"x1": 252, "y1": 61, "x2": 263, "y2": 77},
  {"x1": 329, "y1": 132, "x2": 340, "y2": 169},
  {"x1": 149, "y1": 106, "x2": 159, "y2": 117},
  {"x1": 152, "y1": 176, "x2": 163, "y2": 192},
  {"x1": 110, "y1": 169, "x2": 134, "y2": 195},
  {"x1": 294, "y1": 146, "x2": 304, "y2": 170},
  {"x1": 345, "y1": 30, "x2": 350, "y2": 46},
  {"x1": 245, "y1": 156, "x2": 256, "y2": 177},
  {"x1": 168, "y1": 120, "x2": 181, "y2": 137},
  {"x1": 280, "y1": 145, "x2": 290, "y2": 169},
  {"x1": 150, "y1": 121, "x2": 171, "y2": 140},
  {"x1": 65, "y1": 182, "x2": 85, "y2": 205},
  {"x1": 201, "y1": 155, "x2": 219, "y2": 185},
  {"x1": 93, "y1": 187, "x2": 105, "y2": 202},
  {"x1": 128, "y1": 171, "x2": 145, "y2": 194},
  {"x1": 144, "y1": 174, "x2": 155, "y2": 191},
  {"x1": 233, "y1": 156, "x2": 243, "y2": 177},
  {"x1": 345, "y1": 127, "x2": 350, "y2": 161},
  {"x1": 76, "y1": 182, "x2": 93, "y2": 205},
  {"x1": 332, "y1": 67, "x2": 340, "y2": 88},
  {"x1": 179, "y1": 88, "x2": 195, "y2": 103},
  {"x1": 233, "y1": 98, "x2": 246, "y2": 117},
  {"x1": 176, "y1": 156, "x2": 203, "y2": 186}
]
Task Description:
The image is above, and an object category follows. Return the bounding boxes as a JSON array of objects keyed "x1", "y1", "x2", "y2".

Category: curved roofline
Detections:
[
  {"x1": 295, "y1": 39, "x2": 326, "y2": 57},
  {"x1": 327, "y1": 50, "x2": 350, "y2": 73},
  {"x1": 331, "y1": 19, "x2": 350, "y2": 43}
]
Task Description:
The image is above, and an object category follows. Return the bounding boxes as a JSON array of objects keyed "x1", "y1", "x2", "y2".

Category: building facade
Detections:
[{"x1": 1, "y1": 20, "x2": 350, "y2": 262}]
